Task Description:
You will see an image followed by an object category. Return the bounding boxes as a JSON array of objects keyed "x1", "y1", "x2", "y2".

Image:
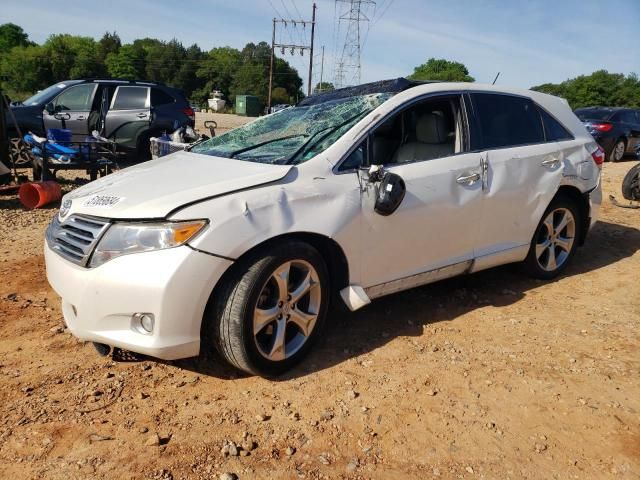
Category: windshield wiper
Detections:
[{"x1": 227, "y1": 133, "x2": 308, "y2": 158}]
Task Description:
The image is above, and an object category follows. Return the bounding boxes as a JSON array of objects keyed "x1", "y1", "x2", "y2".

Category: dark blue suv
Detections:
[
  {"x1": 574, "y1": 107, "x2": 640, "y2": 162},
  {"x1": 6, "y1": 79, "x2": 194, "y2": 159}
]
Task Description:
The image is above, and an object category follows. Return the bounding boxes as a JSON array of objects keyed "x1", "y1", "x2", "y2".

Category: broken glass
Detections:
[{"x1": 191, "y1": 93, "x2": 393, "y2": 165}]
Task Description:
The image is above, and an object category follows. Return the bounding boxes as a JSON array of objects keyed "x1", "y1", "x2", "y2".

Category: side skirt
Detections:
[{"x1": 364, "y1": 260, "x2": 474, "y2": 301}]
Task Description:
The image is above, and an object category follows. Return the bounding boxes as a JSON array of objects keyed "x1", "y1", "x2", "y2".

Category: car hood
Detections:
[{"x1": 62, "y1": 150, "x2": 293, "y2": 219}]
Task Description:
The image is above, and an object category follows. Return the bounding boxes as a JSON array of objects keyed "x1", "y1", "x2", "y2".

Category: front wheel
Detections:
[
  {"x1": 207, "y1": 241, "x2": 330, "y2": 376},
  {"x1": 523, "y1": 197, "x2": 581, "y2": 280}
]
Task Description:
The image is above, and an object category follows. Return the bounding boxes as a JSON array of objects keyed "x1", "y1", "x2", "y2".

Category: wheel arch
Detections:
[
  {"x1": 552, "y1": 185, "x2": 590, "y2": 246},
  {"x1": 201, "y1": 231, "x2": 349, "y2": 331}
]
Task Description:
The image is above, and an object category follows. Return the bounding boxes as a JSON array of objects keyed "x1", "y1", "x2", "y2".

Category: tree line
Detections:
[
  {"x1": 0, "y1": 23, "x2": 303, "y2": 109},
  {"x1": 408, "y1": 58, "x2": 640, "y2": 110},
  {"x1": 1, "y1": 23, "x2": 638, "y2": 111}
]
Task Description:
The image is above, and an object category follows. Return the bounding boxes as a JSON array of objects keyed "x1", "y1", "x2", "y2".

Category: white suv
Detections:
[{"x1": 44, "y1": 80, "x2": 603, "y2": 376}]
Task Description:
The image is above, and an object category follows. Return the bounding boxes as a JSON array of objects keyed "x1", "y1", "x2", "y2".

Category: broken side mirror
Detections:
[{"x1": 361, "y1": 165, "x2": 406, "y2": 216}]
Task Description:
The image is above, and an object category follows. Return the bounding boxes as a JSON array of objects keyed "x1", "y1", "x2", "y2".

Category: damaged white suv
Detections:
[{"x1": 45, "y1": 79, "x2": 603, "y2": 376}]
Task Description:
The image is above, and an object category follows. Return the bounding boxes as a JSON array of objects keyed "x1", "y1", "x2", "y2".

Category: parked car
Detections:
[
  {"x1": 6, "y1": 79, "x2": 194, "y2": 159},
  {"x1": 574, "y1": 106, "x2": 640, "y2": 162},
  {"x1": 44, "y1": 79, "x2": 603, "y2": 376}
]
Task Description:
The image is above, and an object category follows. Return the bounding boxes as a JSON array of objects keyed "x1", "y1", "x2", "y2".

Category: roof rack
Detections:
[{"x1": 78, "y1": 78, "x2": 166, "y2": 86}]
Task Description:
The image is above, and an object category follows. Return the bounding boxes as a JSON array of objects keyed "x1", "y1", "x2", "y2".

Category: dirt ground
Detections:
[
  {"x1": 194, "y1": 112, "x2": 254, "y2": 136},
  {"x1": 0, "y1": 161, "x2": 638, "y2": 480}
]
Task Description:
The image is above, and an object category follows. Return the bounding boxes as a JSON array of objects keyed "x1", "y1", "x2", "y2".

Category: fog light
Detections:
[{"x1": 132, "y1": 313, "x2": 155, "y2": 335}]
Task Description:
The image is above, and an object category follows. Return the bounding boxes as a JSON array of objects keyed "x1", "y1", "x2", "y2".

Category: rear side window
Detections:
[
  {"x1": 111, "y1": 87, "x2": 148, "y2": 110},
  {"x1": 471, "y1": 93, "x2": 544, "y2": 149},
  {"x1": 151, "y1": 88, "x2": 175, "y2": 106},
  {"x1": 538, "y1": 108, "x2": 573, "y2": 141}
]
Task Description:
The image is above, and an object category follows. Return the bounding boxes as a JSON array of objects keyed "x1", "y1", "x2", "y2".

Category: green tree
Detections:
[
  {"x1": 408, "y1": 58, "x2": 474, "y2": 82},
  {"x1": 105, "y1": 44, "x2": 146, "y2": 79},
  {"x1": 98, "y1": 32, "x2": 121, "y2": 63},
  {"x1": 0, "y1": 23, "x2": 33, "y2": 52},
  {"x1": 0, "y1": 45, "x2": 52, "y2": 96},
  {"x1": 271, "y1": 87, "x2": 290, "y2": 104},
  {"x1": 532, "y1": 70, "x2": 640, "y2": 109},
  {"x1": 314, "y1": 81, "x2": 335, "y2": 93},
  {"x1": 43, "y1": 34, "x2": 103, "y2": 79},
  {"x1": 196, "y1": 46, "x2": 242, "y2": 101}
]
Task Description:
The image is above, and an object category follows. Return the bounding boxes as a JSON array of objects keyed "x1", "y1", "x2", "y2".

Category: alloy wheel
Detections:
[
  {"x1": 253, "y1": 260, "x2": 321, "y2": 361},
  {"x1": 535, "y1": 208, "x2": 576, "y2": 272},
  {"x1": 613, "y1": 141, "x2": 625, "y2": 162}
]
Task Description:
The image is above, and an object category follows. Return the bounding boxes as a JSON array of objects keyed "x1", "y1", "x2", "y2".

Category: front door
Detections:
[
  {"x1": 359, "y1": 94, "x2": 484, "y2": 291},
  {"x1": 43, "y1": 83, "x2": 97, "y2": 141}
]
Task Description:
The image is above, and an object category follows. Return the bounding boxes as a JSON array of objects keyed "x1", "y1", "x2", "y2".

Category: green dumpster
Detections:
[{"x1": 235, "y1": 95, "x2": 261, "y2": 117}]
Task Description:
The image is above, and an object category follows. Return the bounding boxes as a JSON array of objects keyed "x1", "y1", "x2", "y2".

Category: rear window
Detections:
[
  {"x1": 151, "y1": 88, "x2": 175, "y2": 106},
  {"x1": 471, "y1": 93, "x2": 544, "y2": 149},
  {"x1": 112, "y1": 86, "x2": 148, "y2": 110},
  {"x1": 574, "y1": 109, "x2": 612, "y2": 121},
  {"x1": 539, "y1": 108, "x2": 573, "y2": 142}
]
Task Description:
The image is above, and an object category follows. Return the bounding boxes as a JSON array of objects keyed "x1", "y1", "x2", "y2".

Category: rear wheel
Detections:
[
  {"x1": 523, "y1": 196, "x2": 581, "y2": 280},
  {"x1": 207, "y1": 241, "x2": 330, "y2": 376},
  {"x1": 622, "y1": 163, "x2": 640, "y2": 201},
  {"x1": 610, "y1": 139, "x2": 626, "y2": 162}
]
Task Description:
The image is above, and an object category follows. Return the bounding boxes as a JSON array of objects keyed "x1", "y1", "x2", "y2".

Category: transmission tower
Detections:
[{"x1": 334, "y1": 0, "x2": 375, "y2": 88}]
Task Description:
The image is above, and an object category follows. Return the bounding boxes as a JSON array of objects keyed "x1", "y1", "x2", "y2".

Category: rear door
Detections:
[
  {"x1": 468, "y1": 92, "x2": 565, "y2": 265},
  {"x1": 43, "y1": 83, "x2": 97, "y2": 140},
  {"x1": 104, "y1": 86, "x2": 150, "y2": 149}
]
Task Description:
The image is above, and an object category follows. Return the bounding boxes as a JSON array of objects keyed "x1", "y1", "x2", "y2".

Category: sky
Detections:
[{"x1": 3, "y1": 0, "x2": 639, "y2": 92}]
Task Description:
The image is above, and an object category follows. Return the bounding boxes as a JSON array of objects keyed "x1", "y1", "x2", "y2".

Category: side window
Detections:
[
  {"x1": 471, "y1": 93, "x2": 544, "y2": 149},
  {"x1": 111, "y1": 87, "x2": 149, "y2": 110},
  {"x1": 53, "y1": 84, "x2": 96, "y2": 111},
  {"x1": 538, "y1": 108, "x2": 573, "y2": 142},
  {"x1": 370, "y1": 95, "x2": 464, "y2": 165},
  {"x1": 151, "y1": 88, "x2": 175, "y2": 107},
  {"x1": 338, "y1": 142, "x2": 366, "y2": 172},
  {"x1": 622, "y1": 111, "x2": 636, "y2": 124}
]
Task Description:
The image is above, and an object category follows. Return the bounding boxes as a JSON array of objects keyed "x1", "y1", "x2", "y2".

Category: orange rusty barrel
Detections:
[{"x1": 18, "y1": 181, "x2": 62, "y2": 209}]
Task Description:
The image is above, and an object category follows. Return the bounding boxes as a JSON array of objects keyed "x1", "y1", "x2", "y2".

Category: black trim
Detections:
[{"x1": 187, "y1": 244, "x2": 236, "y2": 262}]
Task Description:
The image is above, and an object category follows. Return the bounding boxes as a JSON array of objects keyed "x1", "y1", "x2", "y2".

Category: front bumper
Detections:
[{"x1": 45, "y1": 242, "x2": 232, "y2": 360}]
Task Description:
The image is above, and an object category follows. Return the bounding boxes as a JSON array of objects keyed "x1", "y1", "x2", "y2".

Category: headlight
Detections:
[{"x1": 89, "y1": 220, "x2": 207, "y2": 267}]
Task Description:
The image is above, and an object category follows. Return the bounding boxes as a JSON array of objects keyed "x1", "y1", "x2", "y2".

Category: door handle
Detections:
[
  {"x1": 541, "y1": 157, "x2": 561, "y2": 167},
  {"x1": 456, "y1": 172, "x2": 481, "y2": 185},
  {"x1": 77, "y1": 116, "x2": 85, "y2": 120},
  {"x1": 137, "y1": 113, "x2": 148, "y2": 118}
]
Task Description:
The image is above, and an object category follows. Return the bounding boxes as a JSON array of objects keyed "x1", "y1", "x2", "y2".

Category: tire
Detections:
[
  {"x1": 523, "y1": 196, "x2": 581, "y2": 280},
  {"x1": 206, "y1": 240, "x2": 330, "y2": 376},
  {"x1": 609, "y1": 139, "x2": 626, "y2": 162},
  {"x1": 135, "y1": 131, "x2": 153, "y2": 161},
  {"x1": 622, "y1": 163, "x2": 640, "y2": 201}
]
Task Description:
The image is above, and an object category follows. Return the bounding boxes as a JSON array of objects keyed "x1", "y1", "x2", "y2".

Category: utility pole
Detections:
[
  {"x1": 334, "y1": 0, "x2": 375, "y2": 88},
  {"x1": 268, "y1": 18, "x2": 276, "y2": 112},
  {"x1": 267, "y1": 4, "x2": 317, "y2": 112},
  {"x1": 307, "y1": 3, "x2": 317, "y2": 97},
  {"x1": 319, "y1": 45, "x2": 325, "y2": 93}
]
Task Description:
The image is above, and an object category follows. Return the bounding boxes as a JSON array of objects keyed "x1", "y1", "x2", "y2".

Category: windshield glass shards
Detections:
[{"x1": 191, "y1": 93, "x2": 393, "y2": 165}]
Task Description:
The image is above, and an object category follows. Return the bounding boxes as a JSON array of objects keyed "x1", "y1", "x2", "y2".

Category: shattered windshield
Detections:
[{"x1": 191, "y1": 93, "x2": 393, "y2": 165}]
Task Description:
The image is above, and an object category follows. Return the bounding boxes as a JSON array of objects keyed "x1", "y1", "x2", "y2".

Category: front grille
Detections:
[{"x1": 46, "y1": 214, "x2": 111, "y2": 267}]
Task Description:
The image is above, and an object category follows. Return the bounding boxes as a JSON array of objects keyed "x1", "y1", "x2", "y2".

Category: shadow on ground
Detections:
[{"x1": 159, "y1": 219, "x2": 640, "y2": 380}]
